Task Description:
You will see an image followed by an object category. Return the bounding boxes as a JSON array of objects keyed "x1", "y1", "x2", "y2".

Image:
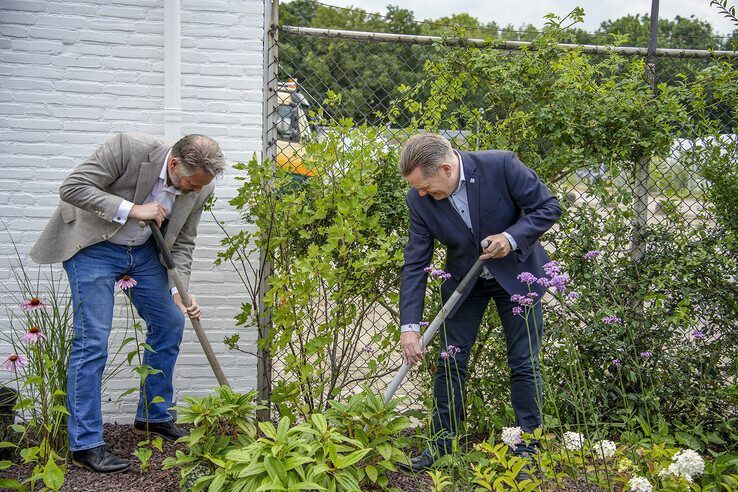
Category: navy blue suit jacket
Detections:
[{"x1": 399, "y1": 150, "x2": 562, "y2": 326}]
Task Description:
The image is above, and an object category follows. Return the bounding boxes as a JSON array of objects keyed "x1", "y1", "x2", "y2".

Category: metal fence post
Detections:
[
  {"x1": 258, "y1": 0, "x2": 279, "y2": 421},
  {"x1": 631, "y1": 0, "x2": 659, "y2": 265}
]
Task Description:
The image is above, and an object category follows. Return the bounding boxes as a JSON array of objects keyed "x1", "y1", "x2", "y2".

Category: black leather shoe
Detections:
[
  {"x1": 71, "y1": 445, "x2": 130, "y2": 474},
  {"x1": 133, "y1": 419, "x2": 188, "y2": 442},
  {"x1": 397, "y1": 448, "x2": 434, "y2": 473}
]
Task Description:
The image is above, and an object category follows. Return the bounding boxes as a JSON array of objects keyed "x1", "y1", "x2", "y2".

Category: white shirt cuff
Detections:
[
  {"x1": 170, "y1": 286, "x2": 178, "y2": 297},
  {"x1": 401, "y1": 323, "x2": 420, "y2": 333},
  {"x1": 502, "y1": 231, "x2": 518, "y2": 251},
  {"x1": 113, "y1": 200, "x2": 134, "y2": 225}
]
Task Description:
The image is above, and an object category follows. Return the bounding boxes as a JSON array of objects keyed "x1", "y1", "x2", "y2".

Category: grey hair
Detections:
[
  {"x1": 398, "y1": 133, "x2": 454, "y2": 177},
  {"x1": 171, "y1": 134, "x2": 226, "y2": 177}
]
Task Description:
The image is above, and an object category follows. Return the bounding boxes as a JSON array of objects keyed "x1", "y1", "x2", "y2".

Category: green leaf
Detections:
[
  {"x1": 264, "y1": 456, "x2": 288, "y2": 487},
  {"x1": 208, "y1": 472, "x2": 227, "y2": 492},
  {"x1": 50, "y1": 405, "x2": 70, "y2": 416},
  {"x1": 334, "y1": 448, "x2": 371, "y2": 469},
  {"x1": 365, "y1": 464, "x2": 378, "y2": 482},
  {"x1": 333, "y1": 470, "x2": 360, "y2": 491},
  {"x1": 291, "y1": 482, "x2": 327, "y2": 491},
  {"x1": 311, "y1": 413, "x2": 328, "y2": 434},
  {"x1": 150, "y1": 396, "x2": 165, "y2": 404},
  {"x1": 0, "y1": 478, "x2": 25, "y2": 491},
  {"x1": 41, "y1": 457, "x2": 65, "y2": 491}
]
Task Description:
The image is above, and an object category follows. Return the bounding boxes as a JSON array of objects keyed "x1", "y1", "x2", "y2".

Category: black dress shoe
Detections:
[
  {"x1": 71, "y1": 445, "x2": 130, "y2": 474},
  {"x1": 397, "y1": 448, "x2": 434, "y2": 473},
  {"x1": 133, "y1": 419, "x2": 188, "y2": 442}
]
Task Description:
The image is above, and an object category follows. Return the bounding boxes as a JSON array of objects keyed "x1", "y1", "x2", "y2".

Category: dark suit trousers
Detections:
[{"x1": 431, "y1": 277, "x2": 543, "y2": 456}]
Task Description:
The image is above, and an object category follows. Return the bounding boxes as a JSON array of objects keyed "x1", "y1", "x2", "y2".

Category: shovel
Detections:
[
  {"x1": 384, "y1": 240, "x2": 489, "y2": 404},
  {"x1": 141, "y1": 220, "x2": 230, "y2": 387}
]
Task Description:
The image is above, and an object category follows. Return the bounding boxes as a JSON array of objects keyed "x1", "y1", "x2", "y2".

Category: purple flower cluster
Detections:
[
  {"x1": 362, "y1": 344, "x2": 375, "y2": 354},
  {"x1": 603, "y1": 316, "x2": 622, "y2": 325},
  {"x1": 543, "y1": 261, "x2": 561, "y2": 277},
  {"x1": 419, "y1": 321, "x2": 429, "y2": 328},
  {"x1": 424, "y1": 265, "x2": 452, "y2": 280},
  {"x1": 517, "y1": 272, "x2": 538, "y2": 284},
  {"x1": 440, "y1": 345, "x2": 461, "y2": 360},
  {"x1": 691, "y1": 330, "x2": 706, "y2": 340},
  {"x1": 547, "y1": 274, "x2": 570, "y2": 293},
  {"x1": 510, "y1": 294, "x2": 535, "y2": 307},
  {"x1": 567, "y1": 291, "x2": 581, "y2": 300},
  {"x1": 611, "y1": 358, "x2": 622, "y2": 367},
  {"x1": 512, "y1": 306, "x2": 523, "y2": 316},
  {"x1": 640, "y1": 351, "x2": 652, "y2": 358},
  {"x1": 584, "y1": 250, "x2": 603, "y2": 261}
]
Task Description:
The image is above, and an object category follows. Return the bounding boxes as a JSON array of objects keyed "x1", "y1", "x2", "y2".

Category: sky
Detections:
[{"x1": 306, "y1": 0, "x2": 738, "y2": 36}]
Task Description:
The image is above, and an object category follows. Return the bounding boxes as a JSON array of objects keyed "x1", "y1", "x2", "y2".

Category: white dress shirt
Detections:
[{"x1": 108, "y1": 150, "x2": 181, "y2": 295}]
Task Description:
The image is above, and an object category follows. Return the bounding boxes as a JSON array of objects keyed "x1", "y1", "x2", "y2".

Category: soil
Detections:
[{"x1": 1, "y1": 423, "x2": 182, "y2": 492}]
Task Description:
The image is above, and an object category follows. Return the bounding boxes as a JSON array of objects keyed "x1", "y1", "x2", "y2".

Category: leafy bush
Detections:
[
  {"x1": 224, "y1": 121, "x2": 408, "y2": 417},
  {"x1": 324, "y1": 387, "x2": 411, "y2": 489},
  {"x1": 162, "y1": 386, "x2": 263, "y2": 488},
  {"x1": 164, "y1": 387, "x2": 410, "y2": 492}
]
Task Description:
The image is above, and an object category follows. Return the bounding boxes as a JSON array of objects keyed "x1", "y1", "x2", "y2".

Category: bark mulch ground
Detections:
[
  {"x1": 2, "y1": 423, "x2": 182, "y2": 492},
  {"x1": 1, "y1": 424, "x2": 590, "y2": 491},
  {"x1": 0, "y1": 423, "x2": 434, "y2": 492}
]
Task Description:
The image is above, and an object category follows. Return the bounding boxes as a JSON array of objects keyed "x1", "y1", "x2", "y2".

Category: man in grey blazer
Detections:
[{"x1": 30, "y1": 133, "x2": 224, "y2": 473}]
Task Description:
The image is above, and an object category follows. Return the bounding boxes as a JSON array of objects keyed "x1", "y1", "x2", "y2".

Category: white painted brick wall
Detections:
[{"x1": 0, "y1": 0, "x2": 263, "y2": 421}]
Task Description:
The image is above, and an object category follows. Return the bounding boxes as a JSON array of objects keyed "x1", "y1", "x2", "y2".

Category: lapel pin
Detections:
[{"x1": 470, "y1": 178, "x2": 475, "y2": 184}]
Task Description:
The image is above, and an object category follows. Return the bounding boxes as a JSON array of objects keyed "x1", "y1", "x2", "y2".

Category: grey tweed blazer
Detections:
[{"x1": 30, "y1": 133, "x2": 214, "y2": 291}]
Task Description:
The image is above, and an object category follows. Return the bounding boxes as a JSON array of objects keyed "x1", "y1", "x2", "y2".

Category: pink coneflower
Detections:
[
  {"x1": 21, "y1": 326, "x2": 47, "y2": 343},
  {"x1": 21, "y1": 297, "x2": 48, "y2": 311},
  {"x1": 116, "y1": 275, "x2": 137, "y2": 290},
  {"x1": 3, "y1": 354, "x2": 27, "y2": 372}
]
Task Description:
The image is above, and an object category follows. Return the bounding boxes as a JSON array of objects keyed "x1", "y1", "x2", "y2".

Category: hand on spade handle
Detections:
[
  {"x1": 388, "y1": 239, "x2": 490, "y2": 404},
  {"x1": 139, "y1": 220, "x2": 230, "y2": 387}
]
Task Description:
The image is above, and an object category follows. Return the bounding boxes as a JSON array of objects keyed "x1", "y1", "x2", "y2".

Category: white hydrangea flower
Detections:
[
  {"x1": 593, "y1": 439, "x2": 617, "y2": 460},
  {"x1": 628, "y1": 476, "x2": 653, "y2": 492},
  {"x1": 661, "y1": 449, "x2": 704, "y2": 482},
  {"x1": 501, "y1": 426, "x2": 523, "y2": 449},
  {"x1": 672, "y1": 449, "x2": 704, "y2": 478},
  {"x1": 563, "y1": 431, "x2": 585, "y2": 451}
]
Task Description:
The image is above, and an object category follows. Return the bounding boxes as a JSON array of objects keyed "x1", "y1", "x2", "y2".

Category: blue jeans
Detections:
[
  {"x1": 431, "y1": 277, "x2": 544, "y2": 456},
  {"x1": 63, "y1": 240, "x2": 185, "y2": 451}
]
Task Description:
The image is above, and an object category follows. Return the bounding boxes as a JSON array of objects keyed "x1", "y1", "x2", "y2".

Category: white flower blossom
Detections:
[
  {"x1": 593, "y1": 440, "x2": 617, "y2": 460},
  {"x1": 563, "y1": 431, "x2": 585, "y2": 451},
  {"x1": 660, "y1": 449, "x2": 704, "y2": 482},
  {"x1": 501, "y1": 426, "x2": 523, "y2": 449},
  {"x1": 628, "y1": 476, "x2": 653, "y2": 492}
]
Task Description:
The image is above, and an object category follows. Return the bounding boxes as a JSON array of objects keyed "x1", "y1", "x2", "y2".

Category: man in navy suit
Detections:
[{"x1": 396, "y1": 133, "x2": 561, "y2": 471}]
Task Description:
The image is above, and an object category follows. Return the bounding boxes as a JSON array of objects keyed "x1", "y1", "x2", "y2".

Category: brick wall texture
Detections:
[{"x1": 0, "y1": 0, "x2": 264, "y2": 421}]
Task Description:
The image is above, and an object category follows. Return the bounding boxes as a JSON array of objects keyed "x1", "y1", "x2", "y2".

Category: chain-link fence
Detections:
[{"x1": 257, "y1": 24, "x2": 738, "y2": 417}]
